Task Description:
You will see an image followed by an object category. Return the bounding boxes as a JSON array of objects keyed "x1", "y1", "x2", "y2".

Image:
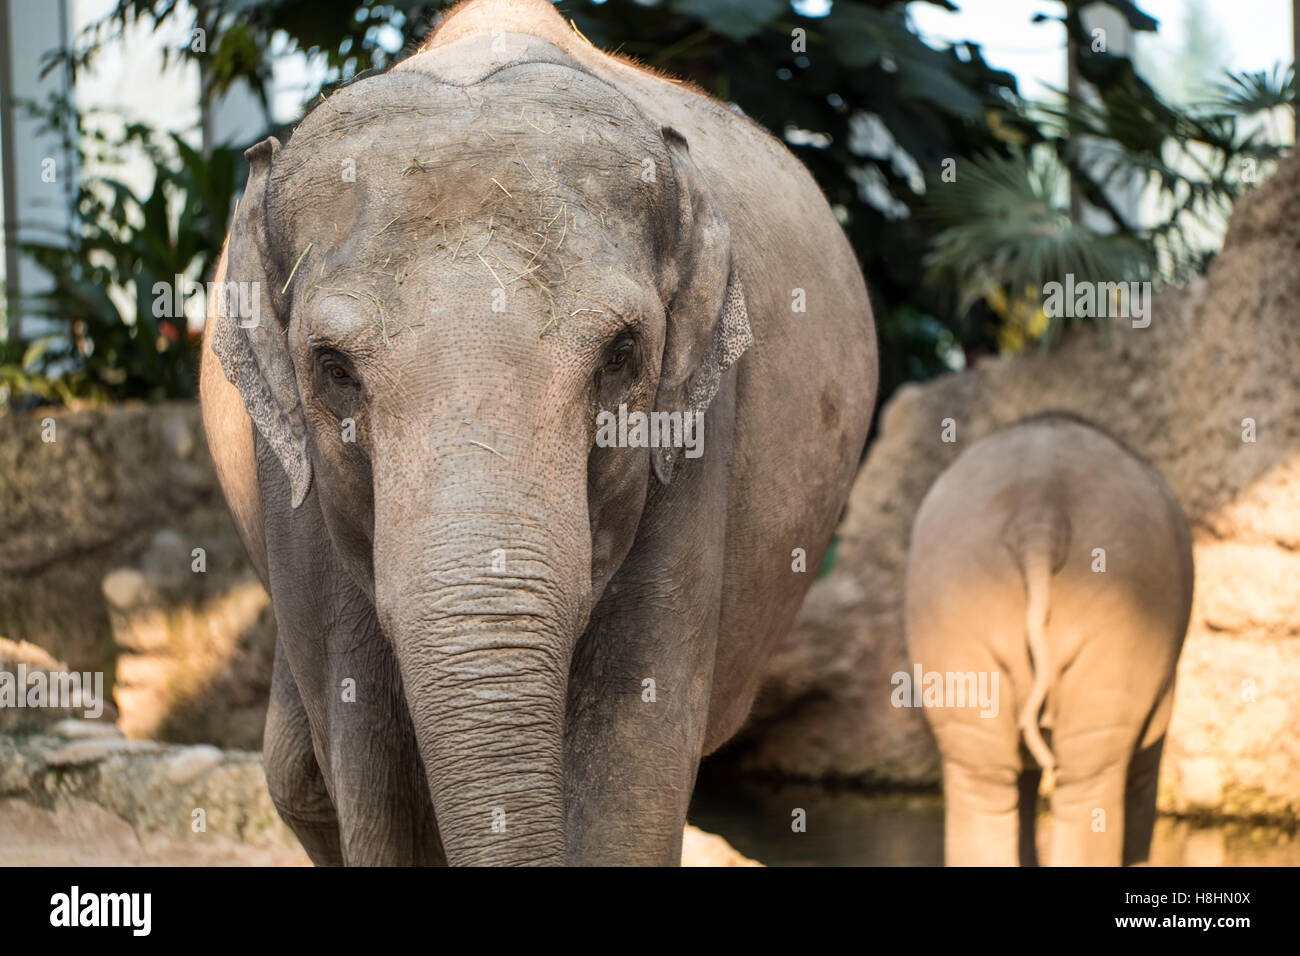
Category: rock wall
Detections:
[
  {"x1": 0, "y1": 402, "x2": 274, "y2": 748},
  {"x1": 726, "y1": 153, "x2": 1300, "y2": 821}
]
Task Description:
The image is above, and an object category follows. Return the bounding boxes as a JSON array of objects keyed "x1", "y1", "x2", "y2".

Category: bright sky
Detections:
[
  {"x1": 69, "y1": 0, "x2": 1297, "y2": 127},
  {"x1": 906, "y1": 0, "x2": 1293, "y2": 101}
]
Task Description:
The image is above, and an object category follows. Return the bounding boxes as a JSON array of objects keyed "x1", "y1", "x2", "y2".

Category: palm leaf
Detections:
[{"x1": 921, "y1": 149, "x2": 1151, "y2": 320}]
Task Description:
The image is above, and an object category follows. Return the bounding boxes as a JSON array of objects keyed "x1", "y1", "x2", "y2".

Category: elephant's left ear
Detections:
[{"x1": 652, "y1": 126, "x2": 754, "y2": 485}]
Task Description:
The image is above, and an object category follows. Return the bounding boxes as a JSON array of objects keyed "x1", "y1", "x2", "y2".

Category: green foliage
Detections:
[
  {"x1": 3, "y1": 97, "x2": 240, "y2": 409},
  {"x1": 0, "y1": 335, "x2": 101, "y2": 408},
  {"x1": 1208, "y1": 64, "x2": 1295, "y2": 117},
  {"x1": 921, "y1": 148, "x2": 1152, "y2": 335},
  {"x1": 875, "y1": 304, "x2": 962, "y2": 400},
  {"x1": 12, "y1": 0, "x2": 1293, "y2": 412},
  {"x1": 670, "y1": 0, "x2": 789, "y2": 43},
  {"x1": 919, "y1": 1, "x2": 1290, "y2": 348}
]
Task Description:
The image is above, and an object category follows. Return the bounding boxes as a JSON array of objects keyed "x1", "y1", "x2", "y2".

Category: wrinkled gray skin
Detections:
[
  {"x1": 199, "y1": 0, "x2": 875, "y2": 866},
  {"x1": 904, "y1": 414, "x2": 1193, "y2": 866}
]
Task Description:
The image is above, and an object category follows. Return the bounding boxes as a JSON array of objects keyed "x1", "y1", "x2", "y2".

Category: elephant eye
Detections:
[
  {"x1": 316, "y1": 350, "x2": 357, "y2": 387},
  {"x1": 604, "y1": 343, "x2": 633, "y2": 372}
]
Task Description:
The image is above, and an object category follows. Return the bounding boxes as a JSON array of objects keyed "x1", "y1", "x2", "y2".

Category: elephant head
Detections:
[{"x1": 211, "y1": 63, "x2": 750, "y2": 864}]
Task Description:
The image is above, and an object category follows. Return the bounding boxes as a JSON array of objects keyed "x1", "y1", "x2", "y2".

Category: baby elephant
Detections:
[{"x1": 904, "y1": 413, "x2": 1193, "y2": 866}]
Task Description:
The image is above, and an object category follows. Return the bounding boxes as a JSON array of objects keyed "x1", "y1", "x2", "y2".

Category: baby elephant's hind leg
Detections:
[
  {"x1": 935, "y1": 708, "x2": 1025, "y2": 866},
  {"x1": 1045, "y1": 715, "x2": 1132, "y2": 866},
  {"x1": 1118, "y1": 686, "x2": 1180, "y2": 868},
  {"x1": 1123, "y1": 736, "x2": 1166, "y2": 866},
  {"x1": 1047, "y1": 635, "x2": 1172, "y2": 866},
  {"x1": 1123, "y1": 685, "x2": 1176, "y2": 866}
]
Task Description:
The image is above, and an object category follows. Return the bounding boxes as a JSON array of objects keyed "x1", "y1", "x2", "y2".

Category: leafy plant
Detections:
[
  {"x1": 13, "y1": 0, "x2": 1294, "y2": 409},
  {"x1": 0, "y1": 335, "x2": 105, "y2": 409},
  {"x1": 919, "y1": 1, "x2": 1292, "y2": 350},
  {"x1": 922, "y1": 148, "x2": 1152, "y2": 326},
  {"x1": 1208, "y1": 64, "x2": 1295, "y2": 117},
  {"x1": 4, "y1": 97, "x2": 241, "y2": 408}
]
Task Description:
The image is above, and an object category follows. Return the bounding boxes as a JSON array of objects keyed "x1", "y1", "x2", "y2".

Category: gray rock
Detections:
[
  {"x1": 45, "y1": 738, "x2": 158, "y2": 767},
  {"x1": 161, "y1": 414, "x2": 195, "y2": 460},
  {"x1": 52, "y1": 719, "x2": 123, "y2": 740},
  {"x1": 164, "y1": 745, "x2": 224, "y2": 785},
  {"x1": 101, "y1": 568, "x2": 150, "y2": 612}
]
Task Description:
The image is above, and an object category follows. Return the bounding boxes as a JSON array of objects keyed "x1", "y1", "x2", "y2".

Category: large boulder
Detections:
[
  {"x1": 0, "y1": 727, "x2": 305, "y2": 865},
  {"x1": 727, "y1": 152, "x2": 1300, "y2": 821}
]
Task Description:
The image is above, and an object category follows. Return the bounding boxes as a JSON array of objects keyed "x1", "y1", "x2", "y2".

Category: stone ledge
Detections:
[{"x1": 0, "y1": 729, "x2": 760, "y2": 866}]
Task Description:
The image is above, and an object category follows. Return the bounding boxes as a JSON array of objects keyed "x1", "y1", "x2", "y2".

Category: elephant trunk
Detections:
[{"x1": 374, "y1": 477, "x2": 589, "y2": 866}]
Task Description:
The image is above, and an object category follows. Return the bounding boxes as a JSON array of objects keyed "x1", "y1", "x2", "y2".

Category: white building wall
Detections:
[{"x1": 1, "y1": 0, "x2": 76, "y2": 339}]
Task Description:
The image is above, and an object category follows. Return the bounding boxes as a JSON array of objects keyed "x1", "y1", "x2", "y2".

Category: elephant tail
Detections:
[{"x1": 1003, "y1": 503, "x2": 1071, "y2": 773}]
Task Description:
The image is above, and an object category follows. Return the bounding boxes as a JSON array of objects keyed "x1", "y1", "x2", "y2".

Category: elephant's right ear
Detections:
[{"x1": 209, "y1": 136, "x2": 313, "y2": 508}]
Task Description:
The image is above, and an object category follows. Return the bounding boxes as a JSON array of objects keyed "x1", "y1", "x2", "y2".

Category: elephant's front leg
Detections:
[
  {"x1": 264, "y1": 637, "x2": 344, "y2": 865},
  {"x1": 257, "y1": 438, "x2": 444, "y2": 865},
  {"x1": 268, "y1": 557, "x2": 446, "y2": 866},
  {"x1": 563, "y1": 576, "x2": 721, "y2": 865},
  {"x1": 563, "y1": 448, "x2": 729, "y2": 865}
]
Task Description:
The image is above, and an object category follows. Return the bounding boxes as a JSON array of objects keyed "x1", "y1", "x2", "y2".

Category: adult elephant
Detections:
[{"x1": 200, "y1": 0, "x2": 875, "y2": 865}]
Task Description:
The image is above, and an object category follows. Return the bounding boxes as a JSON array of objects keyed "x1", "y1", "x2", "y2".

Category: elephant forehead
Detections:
[
  {"x1": 268, "y1": 67, "x2": 673, "y2": 256},
  {"x1": 266, "y1": 70, "x2": 674, "y2": 347},
  {"x1": 273, "y1": 153, "x2": 647, "y2": 275},
  {"x1": 299, "y1": 252, "x2": 652, "y2": 347},
  {"x1": 269, "y1": 132, "x2": 668, "y2": 331},
  {"x1": 278, "y1": 178, "x2": 660, "y2": 347}
]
